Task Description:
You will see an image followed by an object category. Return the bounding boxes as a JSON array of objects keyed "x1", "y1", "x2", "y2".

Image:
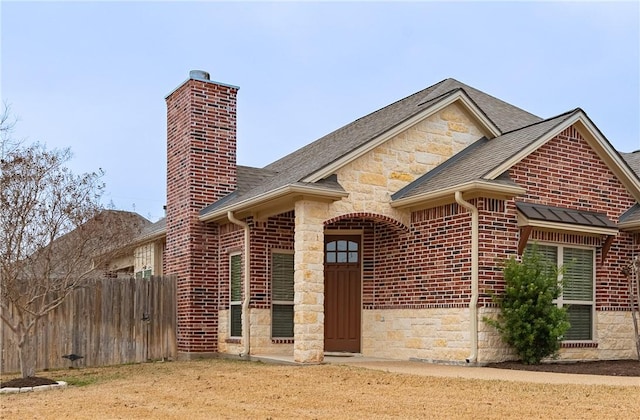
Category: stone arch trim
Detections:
[{"x1": 324, "y1": 212, "x2": 410, "y2": 233}]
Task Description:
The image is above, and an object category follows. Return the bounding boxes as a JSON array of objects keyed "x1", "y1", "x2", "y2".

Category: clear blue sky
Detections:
[{"x1": 2, "y1": 1, "x2": 639, "y2": 222}]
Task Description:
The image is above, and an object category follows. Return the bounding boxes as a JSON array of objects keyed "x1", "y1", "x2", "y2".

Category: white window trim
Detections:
[
  {"x1": 535, "y1": 241, "x2": 596, "y2": 343},
  {"x1": 271, "y1": 249, "x2": 294, "y2": 339},
  {"x1": 229, "y1": 252, "x2": 242, "y2": 338}
]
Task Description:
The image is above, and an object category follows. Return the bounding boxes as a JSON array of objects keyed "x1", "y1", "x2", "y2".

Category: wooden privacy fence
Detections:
[{"x1": 1, "y1": 276, "x2": 176, "y2": 374}]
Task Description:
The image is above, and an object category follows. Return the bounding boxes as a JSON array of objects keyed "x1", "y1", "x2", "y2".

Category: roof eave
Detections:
[
  {"x1": 617, "y1": 220, "x2": 640, "y2": 232},
  {"x1": 302, "y1": 90, "x2": 502, "y2": 183},
  {"x1": 199, "y1": 184, "x2": 349, "y2": 223},
  {"x1": 390, "y1": 180, "x2": 526, "y2": 210},
  {"x1": 133, "y1": 230, "x2": 166, "y2": 245}
]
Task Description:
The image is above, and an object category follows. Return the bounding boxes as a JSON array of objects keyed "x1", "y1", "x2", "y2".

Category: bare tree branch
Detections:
[{"x1": 1, "y1": 117, "x2": 147, "y2": 377}]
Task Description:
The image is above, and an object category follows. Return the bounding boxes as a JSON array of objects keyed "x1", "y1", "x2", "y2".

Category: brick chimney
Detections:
[{"x1": 165, "y1": 70, "x2": 239, "y2": 356}]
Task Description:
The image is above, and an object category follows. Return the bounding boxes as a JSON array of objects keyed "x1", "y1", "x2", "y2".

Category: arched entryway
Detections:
[{"x1": 323, "y1": 213, "x2": 409, "y2": 353}]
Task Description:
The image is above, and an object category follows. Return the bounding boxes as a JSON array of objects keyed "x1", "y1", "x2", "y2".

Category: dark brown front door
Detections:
[{"x1": 324, "y1": 235, "x2": 361, "y2": 353}]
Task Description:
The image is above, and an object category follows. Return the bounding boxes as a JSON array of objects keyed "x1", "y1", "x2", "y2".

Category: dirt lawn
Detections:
[{"x1": 1, "y1": 359, "x2": 639, "y2": 419}]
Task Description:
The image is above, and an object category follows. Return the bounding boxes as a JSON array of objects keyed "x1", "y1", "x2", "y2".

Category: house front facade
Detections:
[{"x1": 144, "y1": 70, "x2": 640, "y2": 364}]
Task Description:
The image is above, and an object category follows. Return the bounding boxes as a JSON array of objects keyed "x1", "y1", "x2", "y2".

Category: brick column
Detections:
[{"x1": 293, "y1": 200, "x2": 329, "y2": 363}]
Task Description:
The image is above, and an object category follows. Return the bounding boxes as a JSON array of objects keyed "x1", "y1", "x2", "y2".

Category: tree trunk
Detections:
[{"x1": 18, "y1": 327, "x2": 36, "y2": 378}]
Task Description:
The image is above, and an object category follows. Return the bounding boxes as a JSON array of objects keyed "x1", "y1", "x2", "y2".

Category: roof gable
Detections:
[
  {"x1": 263, "y1": 78, "x2": 538, "y2": 182},
  {"x1": 392, "y1": 109, "x2": 640, "y2": 206},
  {"x1": 392, "y1": 111, "x2": 575, "y2": 203},
  {"x1": 200, "y1": 78, "x2": 542, "y2": 219}
]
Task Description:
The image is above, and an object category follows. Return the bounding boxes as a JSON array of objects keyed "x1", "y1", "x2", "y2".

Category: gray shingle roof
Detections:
[
  {"x1": 619, "y1": 203, "x2": 640, "y2": 225},
  {"x1": 391, "y1": 110, "x2": 577, "y2": 200},
  {"x1": 201, "y1": 78, "x2": 542, "y2": 217},
  {"x1": 621, "y1": 151, "x2": 640, "y2": 177},
  {"x1": 136, "y1": 217, "x2": 166, "y2": 242},
  {"x1": 516, "y1": 202, "x2": 617, "y2": 229}
]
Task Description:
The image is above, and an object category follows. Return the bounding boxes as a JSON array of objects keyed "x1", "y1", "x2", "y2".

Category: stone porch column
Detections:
[{"x1": 293, "y1": 199, "x2": 329, "y2": 363}]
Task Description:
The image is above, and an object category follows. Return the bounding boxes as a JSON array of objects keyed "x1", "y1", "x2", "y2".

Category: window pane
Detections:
[
  {"x1": 326, "y1": 252, "x2": 336, "y2": 263},
  {"x1": 326, "y1": 241, "x2": 336, "y2": 251},
  {"x1": 525, "y1": 244, "x2": 557, "y2": 278},
  {"x1": 563, "y1": 248, "x2": 593, "y2": 301},
  {"x1": 230, "y1": 254, "x2": 242, "y2": 301},
  {"x1": 272, "y1": 253, "x2": 294, "y2": 301},
  {"x1": 349, "y1": 252, "x2": 358, "y2": 263},
  {"x1": 337, "y1": 240, "x2": 347, "y2": 251},
  {"x1": 565, "y1": 305, "x2": 592, "y2": 340},
  {"x1": 272, "y1": 304, "x2": 294, "y2": 338},
  {"x1": 348, "y1": 241, "x2": 358, "y2": 251},
  {"x1": 230, "y1": 304, "x2": 242, "y2": 337},
  {"x1": 337, "y1": 252, "x2": 348, "y2": 263},
  {"x1": 526, "y1": 243, "x2": 557, "y2": 264}
]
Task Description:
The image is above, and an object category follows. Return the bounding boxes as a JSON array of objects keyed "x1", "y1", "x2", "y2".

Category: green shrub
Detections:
[{"x1": 485, "y1": 245, "x2": 570, "y2": 364}]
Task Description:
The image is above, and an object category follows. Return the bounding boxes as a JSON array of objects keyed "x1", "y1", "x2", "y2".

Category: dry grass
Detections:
[{"x1": 1, "y1": 358, "x2": 638, "y2": 419}]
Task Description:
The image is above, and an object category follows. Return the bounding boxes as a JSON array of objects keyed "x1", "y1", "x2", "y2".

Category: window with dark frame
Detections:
[
  {"x1": 230, "y1": 253, "x2": 242, "y2": 338},
  {"x1": 271, "y1": 252, "x2": 294, "y2": 338}
]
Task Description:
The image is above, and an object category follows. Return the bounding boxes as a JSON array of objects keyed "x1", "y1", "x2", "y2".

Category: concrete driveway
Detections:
[{"x1": 326, "y1": 356, "x2": 640, "y2": 387}]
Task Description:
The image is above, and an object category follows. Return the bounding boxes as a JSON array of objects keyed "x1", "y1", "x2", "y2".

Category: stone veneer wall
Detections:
[
  {"x1": 362, "y1": 308, "x2": 470, "y2": 362},
  {"x1": 218, "y1": 309, "x2": 294, "y2": 356},
  {"x1": 479, "y1": 309, "x2": 637, "y2": 361},
  {"x1": 332, "y1": 102, "x2": 485, "y2": 225},
  {"x1": 294, "y1": 200, "x2": 329, "y2": 363}
]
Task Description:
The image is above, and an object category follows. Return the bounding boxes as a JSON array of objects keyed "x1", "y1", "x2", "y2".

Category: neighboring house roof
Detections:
[
  {"x1": 516, "y1": 202, "x2": 617, "y2": 229},
  {"x1": 136, "y1": 217, "x2": 167, "y2": 243},
  {"x1": 33, "y1": 210, "x2": 150, "y2": 276}
]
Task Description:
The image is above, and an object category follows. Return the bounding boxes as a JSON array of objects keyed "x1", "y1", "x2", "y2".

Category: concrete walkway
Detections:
[{"x1": 253, "y1": 355, "x2": 639, "y2": 387}]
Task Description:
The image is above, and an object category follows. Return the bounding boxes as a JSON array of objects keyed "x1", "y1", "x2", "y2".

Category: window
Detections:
[
  {"x1": 230, "y1": 253, "x2": 242, "y2": 338},
  {"x1": 271, "y1": 252, "x2": 294, "y2": 338},
  {"x1": 526, "y1": 244, "x2": 595, "y2": 341},
  {"x1": 135, "y1": 269, "x2": 152, "y2": 279},
  {"x1": 325, "y1": 240, "x2": 358, "y2": 263}
]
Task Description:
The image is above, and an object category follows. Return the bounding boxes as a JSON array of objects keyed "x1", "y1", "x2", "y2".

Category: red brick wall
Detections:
[
  {"x1": 218, "y1": 223, "x2": 244, "y2": 312},
  {"x1": 403, "y1": 205, "x2": 472, "y2": 307},
  {"x1": 216, "y1": 212, "x2": 296, "y2": 320},
  {"x1": 326, "y1": 210, "x2": 474, "y2": 309},
  {"x1": 477, "y1": 199, "x2": 519, "y2": 305},
  {"x1": 510, "y1": 127, "x2": 634, "y2": 218},
  {"x1": 248, "y1": 212, "x2": 296, "y2": 310},
  {"x1": 165, "y1": 74, "x2": 238, "y2": 353},
  {"x1": 324, "y1": 127, "x2": 636, "y2": 312},
  {"x1": 509, "y1": 127, "x2": 636, "y2": 310}
]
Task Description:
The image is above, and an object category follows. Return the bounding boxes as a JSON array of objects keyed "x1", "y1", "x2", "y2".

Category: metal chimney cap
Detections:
[{"x1": 189, "y1": 70, "x2": 210, "y2": 81}]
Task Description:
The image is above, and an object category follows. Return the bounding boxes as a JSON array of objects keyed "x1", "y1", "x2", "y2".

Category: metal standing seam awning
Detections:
[{"x1": 515, "y1": 202, "x2": 619, "y2": 263}]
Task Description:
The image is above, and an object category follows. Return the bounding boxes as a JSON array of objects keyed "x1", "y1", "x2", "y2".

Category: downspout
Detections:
[
  {"x1": 227, "y1": 211, "x2": 251, "y2": 358},
  {"x1": 454, "y1": 191, "x2": 478, "y2": 364}
]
